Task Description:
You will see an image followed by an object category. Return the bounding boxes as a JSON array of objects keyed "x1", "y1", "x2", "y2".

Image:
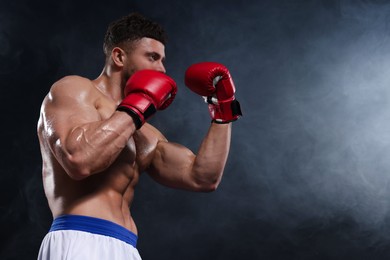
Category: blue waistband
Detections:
[{"x1": 49, "y1": 215, "x2": 138, "y2": 248}]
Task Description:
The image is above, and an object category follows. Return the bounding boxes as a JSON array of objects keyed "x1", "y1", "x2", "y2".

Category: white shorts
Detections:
[{"x1": 38, "y1": 215, "x2": 142, "y2": 260}]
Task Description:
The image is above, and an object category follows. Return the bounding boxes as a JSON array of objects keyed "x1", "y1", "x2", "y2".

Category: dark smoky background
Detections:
[{"x1": 2, "y1": 0, "x2": 390, "y2": 259}]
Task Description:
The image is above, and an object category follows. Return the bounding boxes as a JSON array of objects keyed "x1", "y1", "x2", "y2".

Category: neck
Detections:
[{"x1": 93, "y1": 65, "x2": 124, "y2": 104}]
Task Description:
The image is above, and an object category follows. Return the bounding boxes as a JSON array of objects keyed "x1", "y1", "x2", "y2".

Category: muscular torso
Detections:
[{"x1": 38, "y1": 78, "x2": 159, "y2": 234}]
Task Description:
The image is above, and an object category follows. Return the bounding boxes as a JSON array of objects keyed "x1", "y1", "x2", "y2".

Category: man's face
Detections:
[{"x1": 124, "y1": 37, "x2": 166, "y2": 78}]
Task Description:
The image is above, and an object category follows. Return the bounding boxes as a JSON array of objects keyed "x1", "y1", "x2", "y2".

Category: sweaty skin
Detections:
[{"x1": 37, "y1": 37, "x2": 231, "y2": 235}]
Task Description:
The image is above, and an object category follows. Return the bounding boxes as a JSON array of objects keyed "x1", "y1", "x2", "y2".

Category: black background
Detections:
[{"x1": 3, "y1": 0, "x2": 390, "y2": 259}]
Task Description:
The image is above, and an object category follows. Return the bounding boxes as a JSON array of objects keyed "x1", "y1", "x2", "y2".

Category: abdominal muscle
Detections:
[{"x1": 43, "y1": 138, "x2": 141, "y2": 235}]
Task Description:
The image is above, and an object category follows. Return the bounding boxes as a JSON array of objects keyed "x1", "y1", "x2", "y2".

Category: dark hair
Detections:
[{"x1": 103, "y1": 13, "x2": 167, "y2": 56}]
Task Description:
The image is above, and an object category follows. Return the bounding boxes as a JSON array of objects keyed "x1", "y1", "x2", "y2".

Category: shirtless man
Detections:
[{"x1": 37, "y1": 13, "x2": 241, "y2": 259}]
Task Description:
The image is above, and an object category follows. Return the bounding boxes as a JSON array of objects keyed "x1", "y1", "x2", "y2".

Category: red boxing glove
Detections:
[
  {"x1": 184, "y1": 62, "x2": 242, "y2": 123},
  {"x1": 117, "y1": 70, "x2": 177, "y2": 129}
]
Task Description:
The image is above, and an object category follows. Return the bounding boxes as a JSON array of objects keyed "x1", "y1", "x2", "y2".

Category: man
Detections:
[{"x1": 37, "y1": 13, "x2": 241, "y2": 259}]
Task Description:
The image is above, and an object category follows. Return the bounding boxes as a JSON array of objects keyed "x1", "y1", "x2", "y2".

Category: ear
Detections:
[{"x1": 111, "y1": 47, "x2": 125, "y2": 67}]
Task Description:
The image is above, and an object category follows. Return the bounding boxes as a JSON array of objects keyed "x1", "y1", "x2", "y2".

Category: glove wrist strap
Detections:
[
  {"x1": 209, "y1": 99, "x2": 242, "y2": 123},
  {"x1": 117, "y1": 106, "x2": 143, "y2": 129}
]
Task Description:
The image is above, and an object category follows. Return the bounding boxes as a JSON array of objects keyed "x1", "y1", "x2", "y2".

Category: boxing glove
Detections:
[
  {"x1": 117, "y1": 70, "x2": 177, "y2": 129},
  {"x1": 184, "y1": 62, "x2": 242, "y2": 123}
]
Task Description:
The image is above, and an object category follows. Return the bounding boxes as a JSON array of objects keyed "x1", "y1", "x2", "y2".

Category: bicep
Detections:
[{"x1": 148, "y1": 139, "x2": 197, "y2": 190}]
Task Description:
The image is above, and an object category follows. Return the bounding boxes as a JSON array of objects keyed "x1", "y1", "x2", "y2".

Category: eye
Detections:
[{"x1": 149, "y1": 53, "x2": 158, "y2": 61}]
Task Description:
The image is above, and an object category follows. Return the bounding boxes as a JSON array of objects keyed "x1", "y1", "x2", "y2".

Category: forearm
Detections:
[
  {"x1": 60, "y1": 111, "x2": 136, "y2": 179},
  {"x1": 190, "y1": 122, "x2": 232, "y2": 190}
]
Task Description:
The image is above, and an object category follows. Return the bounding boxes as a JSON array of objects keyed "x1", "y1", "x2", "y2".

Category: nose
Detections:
[{"x1": 156, "y1": 61, "x2": 166, "y2": 73}]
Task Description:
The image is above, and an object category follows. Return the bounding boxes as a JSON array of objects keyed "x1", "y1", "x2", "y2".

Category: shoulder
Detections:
[
  {"x1": 140, "y1": 123, "x2": 167, "y2": 142},
  {"x1": 39, "y1": 76, "x2": 100, "y2": 118},
  {"x1": 44, "y1": 75, "x2": 96, "y2": 104},
  {"x1": 134, "y1": 123, "x2": 167, "y2": 172},
  {"x1": 38, "y1": 75, "x2": 101, "y2": 133},
  {"x1": 50, "y1": 75, "x2": 93, "y2": 95}
]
